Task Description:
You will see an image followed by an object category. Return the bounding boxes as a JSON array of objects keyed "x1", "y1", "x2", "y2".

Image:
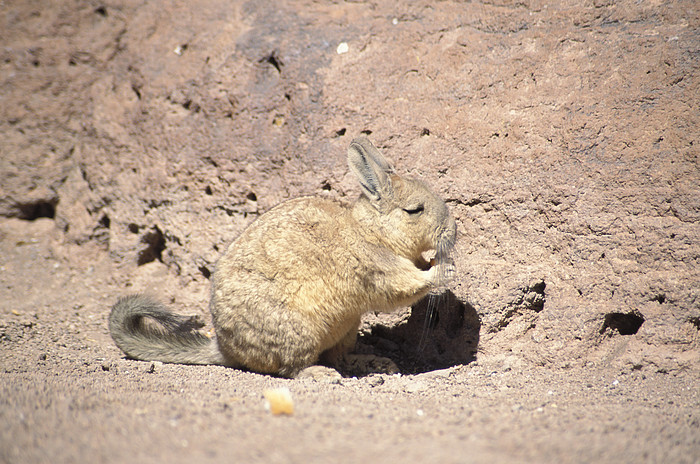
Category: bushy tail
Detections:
[{"x1": 109, "y1": 294, "x2": 228, "y2": 366}]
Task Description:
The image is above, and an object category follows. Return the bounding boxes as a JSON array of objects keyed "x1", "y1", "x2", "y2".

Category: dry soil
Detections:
[{"x1": 1, "y1": 1, "x2": 698, "y2": 463}]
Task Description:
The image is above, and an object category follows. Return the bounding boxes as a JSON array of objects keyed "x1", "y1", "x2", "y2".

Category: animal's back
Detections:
[{"x1": 212, "y1": 196, "x2": 361, "y2": 307}]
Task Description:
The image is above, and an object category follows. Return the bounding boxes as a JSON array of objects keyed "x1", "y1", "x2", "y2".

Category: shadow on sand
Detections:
[{"x1": 356, "y1": 290, "x2": 480, "y2": 374}]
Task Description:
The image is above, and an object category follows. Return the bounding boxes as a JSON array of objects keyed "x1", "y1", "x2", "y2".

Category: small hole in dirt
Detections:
[
  {"x1": 335, "y1": 128, "x2": 346, "y2": 137},
  {"x1": 17, "y1": 199, "x2": 57, "y2": 220},
  {"x1": 131, "y1": 84, "x2": 142, "y2": 100},
  {"x1": 199, "y1": 266, "x2": 211, "y2": 279},
  {"x1": 137, "y1": 226, "x2": 166, "y2": 266},
  {"x1": 360, "y1": 129, "x2": 373, "y2": 135},
  {"x1": 95, "y1": 6, "x2": 107, "y2": 16},
  {"x1": 321, "y1": 181, "x2": 331, "y2": 191},
  {"x1": 531, "y1": 280, "x2": 546, "y2": 295},
  {"x1": 181, "y1": 98, "x2": 200, "y2": 112},
  {"x1": 99, "y1": 215, "x2": 110, "y2": 228},
  {"x1": 600, "y1": 311, "x2": 645, "y2": 336},
  {"x1": 246, "y1": 192, "x2": 257, "y2": 202},
  {"x1": 530, "y1": 296, "x2": 545, "y2": 312},
  {"x1": 128, "y1": 223, "x2": 140, "y2": 234},
  {"x1": 421, "y1": 128, "x2": 430, "y2": 136},
  {"x1": 203, "y1": 156, "x2": 218, "y2": 168},
  {"x1": 260, "y1": 52, "x2": 282, "y2": 73},
  {"x1": 204, "y1": 185, "x2": 213, "y2": 195},
  {"x1": 689, "y1": 317, "x2": 700, "y2": 330},
  {"x1": 651, "y1": 293, "x2": 666, "y2": 304},
  {"x1": 525, "y1": 280, "x2": 546, "y2": 312}
]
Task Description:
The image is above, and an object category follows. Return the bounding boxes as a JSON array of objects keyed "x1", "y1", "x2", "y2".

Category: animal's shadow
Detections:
[{"x1": 354, "y1": 290, "x2": 480, "y2": 375}]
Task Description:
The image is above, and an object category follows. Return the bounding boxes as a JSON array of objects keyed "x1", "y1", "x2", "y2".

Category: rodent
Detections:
[{"x1": 109, "y1": 136, "x2": 457, "y2": 377}]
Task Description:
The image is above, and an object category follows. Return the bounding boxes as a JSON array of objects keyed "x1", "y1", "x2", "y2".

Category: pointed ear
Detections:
[{"x1": 347, "y1": 136, "x2": 395, "y2": 202}]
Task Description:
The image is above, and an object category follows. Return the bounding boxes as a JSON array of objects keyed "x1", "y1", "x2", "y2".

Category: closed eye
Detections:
[{"x1": 403, "y1": 205, "x2": 424, "y2": 215}]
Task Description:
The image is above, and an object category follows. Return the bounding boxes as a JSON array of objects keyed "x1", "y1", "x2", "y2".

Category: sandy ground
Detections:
[
  {"x1": 1, "y1": 0, "x2": 699, "y2": 462},
  {"x1": 1, "y1": 215, "x2": 698, "y2": 463}
]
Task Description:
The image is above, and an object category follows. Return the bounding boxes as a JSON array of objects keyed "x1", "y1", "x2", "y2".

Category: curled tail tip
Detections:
[
  {"x1": 108, "y1": 294, "x2": 225, "y2": 366},
  {"x1": 109, "y1": 293, "x2": 158, "y2": 336},
  {"x1": 111, "y1": 293, "x2": 161, "y2": 314}
]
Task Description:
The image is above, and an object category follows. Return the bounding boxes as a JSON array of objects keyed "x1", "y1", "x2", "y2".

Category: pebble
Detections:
[
  {"x1": 296, "y1": 365, "x2": 342, "y2": 384},
  {"x1": 365, "y1": 375, "x2": 385, "y2": 387},
  {"x1": 418, "y1": 367, "x2": 453, "y2": 380},
  {"x1": 147, "y1": 361, "x2": 163, "y2": 373},
  {"x1": 404, "y1": 380, "x2": 428, "y2": 393}
]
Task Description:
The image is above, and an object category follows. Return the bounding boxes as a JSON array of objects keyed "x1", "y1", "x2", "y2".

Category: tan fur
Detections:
[{"x1": 109, "y1": 137, "x2": 456, "y2": 377}]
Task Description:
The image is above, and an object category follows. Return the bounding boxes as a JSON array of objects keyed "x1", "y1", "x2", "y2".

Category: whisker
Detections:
[
  {"x1": 418, "y1": 293, "x2": 439, "y2": 353},
  {"x1": 417, "y1": 233, "x2": 454, "y2": 353}
]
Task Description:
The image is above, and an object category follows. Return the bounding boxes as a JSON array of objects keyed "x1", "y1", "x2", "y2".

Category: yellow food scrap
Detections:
[{"x1": 263, "y1": 387, "x2": 294, "y2": 415}]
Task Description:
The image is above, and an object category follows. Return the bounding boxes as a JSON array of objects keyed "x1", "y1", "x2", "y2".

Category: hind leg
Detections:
[
  {"x1": 319, "y1": 319, "x2": 400, "y2": 377},
  {"x1": 215, "y1": 308, "x2": 322, "y2": 378},
  {"x1": 318, "y1": 319, "x2": 361, "y2": 367},
  {"x1": 296, "y1": 320, "x2": 359, "y2": 381}
]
